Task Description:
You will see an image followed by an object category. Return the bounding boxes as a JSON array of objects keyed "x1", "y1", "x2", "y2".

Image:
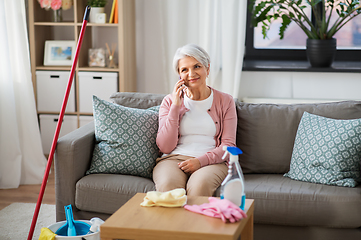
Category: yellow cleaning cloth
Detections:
[
  {"x1": 38, "y1": 227, "x2": 56, "y2": 240},
  {"x1": 140, "y1": 188, "x2": 187, "y2": 207}
]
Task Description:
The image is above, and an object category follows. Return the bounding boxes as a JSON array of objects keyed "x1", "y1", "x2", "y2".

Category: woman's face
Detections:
[{"x1": 178, "y1": 56, "x2": 209, "y2": 88}]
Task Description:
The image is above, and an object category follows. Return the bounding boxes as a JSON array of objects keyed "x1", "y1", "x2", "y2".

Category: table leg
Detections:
[{"x1": 240, "y1": 213, "x2": 254, "y2": 240}]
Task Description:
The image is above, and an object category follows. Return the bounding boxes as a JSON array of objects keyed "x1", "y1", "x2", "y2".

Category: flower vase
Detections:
[{"x1": 52, "y1": 9, "x2": 62, "y2": 22}]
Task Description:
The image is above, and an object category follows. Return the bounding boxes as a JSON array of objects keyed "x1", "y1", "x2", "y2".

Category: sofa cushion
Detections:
[
  {"x1": 284, "y1": 112, "x2": 361, "y2": 187},
  {"x1": 110, "y1": 92, "x2": 165, "y2": 109},
  {"x1": 86, "y1": 96, "x2": 159, "y2": 178},
  {"x1": 75, "y1": 174, "x2": 156, "y2": 214},
  {"x1": 244, "y1": 174, "x2": 361, "y2": 228},
  {"x1": 236, "y1": 101, "x2": 361, "y2": 174}
]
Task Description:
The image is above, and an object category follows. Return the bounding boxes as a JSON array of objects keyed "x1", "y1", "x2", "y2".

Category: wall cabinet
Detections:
[{"x1": 28, "y1": 0, "x2": 136, "y2": 149}]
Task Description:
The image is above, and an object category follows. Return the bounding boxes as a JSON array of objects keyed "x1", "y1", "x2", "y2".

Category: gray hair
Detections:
[{"x1": 173, "y1": 44, "x2": 210, "y2": 74}]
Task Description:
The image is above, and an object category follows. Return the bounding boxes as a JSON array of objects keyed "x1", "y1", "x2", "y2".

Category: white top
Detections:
[{"x1": 170, "y1": 90, "x2": 216, "y2": 158}]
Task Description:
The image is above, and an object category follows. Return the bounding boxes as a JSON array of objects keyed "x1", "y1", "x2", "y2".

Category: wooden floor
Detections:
[{"x1": 0, "y1": 163, "x2": 55, "y2": 211}]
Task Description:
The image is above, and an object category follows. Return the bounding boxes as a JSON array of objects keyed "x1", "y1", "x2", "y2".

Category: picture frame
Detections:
[
  {"x1": 44, "y1": 40, "x2": 76, "y2": 66},
  {"x1": 88, "y1": 48, "x2": 106, "y2": 67}
]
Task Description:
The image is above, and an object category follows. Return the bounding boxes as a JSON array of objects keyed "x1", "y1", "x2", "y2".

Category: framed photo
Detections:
[
  {"x1": 88, "y1": 48, "x2": 106, "y2": 67},
  {"x1": 44, "y1": 40, "x2": 76, "y2": 66}
]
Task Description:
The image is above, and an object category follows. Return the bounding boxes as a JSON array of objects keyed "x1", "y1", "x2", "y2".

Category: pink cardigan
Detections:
[{"x1": 156, "y1": 87, "x2": 237, "y2": 167}]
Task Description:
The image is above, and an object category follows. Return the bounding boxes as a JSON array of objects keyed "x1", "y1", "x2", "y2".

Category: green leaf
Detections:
[
  {"x1": 250, "y1": 0, "x2": 361, "y2": 40},
  {"x1": 87, "y1": 0, "x2": 108, "y2": 7},
  {"x1": 310, "y1": 0, "x2": 322, "y2": 7},
  {"x1": 267, "y1": 15, "x2": 272, "y2": 23},
  {"x1": 279, "y1": 14, "x2": 291, "y2": 39},
  {"x1": 254, "y1": 1, "x2": 266, "y2": 14},
  {"x1": 262, "y1": 25, "x2": 269, "y2": 39},
  {"x1": 251, "y1": 2, "x2": 272, "y2": 26},
  {"x1": 255, "y1": 5, "x2": 277, "y2": 23}
]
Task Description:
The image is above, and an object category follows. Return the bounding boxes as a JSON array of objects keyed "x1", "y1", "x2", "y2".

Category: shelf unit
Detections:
[
  {"x1": 28, "y1": 0, "x2": 136, "y2": 121},
  {"x1": 27, "y1": 0, "x2": 136, "y2": 154}
]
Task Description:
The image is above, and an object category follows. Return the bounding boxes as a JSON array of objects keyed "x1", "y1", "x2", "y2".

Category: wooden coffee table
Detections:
[{"x1": 100, "y1": 193, "x2": 254, "y2": 240}]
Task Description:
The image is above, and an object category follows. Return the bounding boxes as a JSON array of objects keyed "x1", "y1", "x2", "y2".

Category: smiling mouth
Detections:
[{"x1": 188, "y1": 78, "x2": 199, "y2": 82}]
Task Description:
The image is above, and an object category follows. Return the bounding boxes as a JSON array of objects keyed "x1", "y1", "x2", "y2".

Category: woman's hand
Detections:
[
  {"x1": 172, "y1": 78, "x2": 187, "y2": 106},
  {"x1": 178, "y1": 158, "x2": 201, "y2": 174}
]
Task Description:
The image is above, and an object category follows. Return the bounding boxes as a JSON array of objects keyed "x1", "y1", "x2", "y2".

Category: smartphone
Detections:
[{"x1": 179, "y1": 76, "x2": 185, "y2": 98}]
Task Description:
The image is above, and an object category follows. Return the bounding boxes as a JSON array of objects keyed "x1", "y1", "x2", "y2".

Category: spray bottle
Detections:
[{"x1": 220, "y1": 146, "x2": 246, "y2": 210}]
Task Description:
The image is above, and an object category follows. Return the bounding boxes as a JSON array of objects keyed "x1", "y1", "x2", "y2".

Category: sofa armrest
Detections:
[{"x1": 54, "y1": 122, "x2": 95, "y2": 221}]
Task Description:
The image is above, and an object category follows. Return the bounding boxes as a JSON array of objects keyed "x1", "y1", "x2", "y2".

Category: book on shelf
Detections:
[
  {"x1": 109, "y1": 0, "x2": 117, "y2": 23},
  {"x1": 114, "y1": 0, "x2": 118, "y2": 24}
]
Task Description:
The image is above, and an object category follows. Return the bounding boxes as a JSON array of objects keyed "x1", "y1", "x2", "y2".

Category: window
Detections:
[{"x1": 245, "y1": 0, "x2": 361, "y2": 62}]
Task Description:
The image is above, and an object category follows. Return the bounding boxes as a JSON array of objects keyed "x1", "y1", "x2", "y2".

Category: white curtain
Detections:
[
  {"x1": 0, "y1": 0, "x2": 46, "y2": 189},
  {"x1": 136, "y1": 0, "x2": 247, "y2": 98}
]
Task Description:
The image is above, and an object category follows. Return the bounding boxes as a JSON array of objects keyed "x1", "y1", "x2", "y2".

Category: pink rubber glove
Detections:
[
  {"x1": 184, "y1": 202, "x2": 222, "y2": 218},
  {"x1": 209, "y1": 197, "x2": 247, "y2": 223},
  {"x1": 184, "y1": 197, "x2": 247, "y2": 223}
]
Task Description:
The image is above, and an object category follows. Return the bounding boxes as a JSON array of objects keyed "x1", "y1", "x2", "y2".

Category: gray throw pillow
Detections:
[
  {"x1": 86, "y1": 96, "x2": 159, "y2": 178},
  {"x1": 284, "y1": 112, "x2": 361, "y2": 187}
]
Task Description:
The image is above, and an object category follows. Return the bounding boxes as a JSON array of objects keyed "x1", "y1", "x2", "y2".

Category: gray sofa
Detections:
[{"x1": 55, "y1": 92, "x2": 361, "y2": 240}]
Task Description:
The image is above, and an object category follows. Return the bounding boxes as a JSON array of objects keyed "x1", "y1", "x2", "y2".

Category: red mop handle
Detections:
[{"x1": 27, "y1": 6, "x2": 91, "y2": 240}]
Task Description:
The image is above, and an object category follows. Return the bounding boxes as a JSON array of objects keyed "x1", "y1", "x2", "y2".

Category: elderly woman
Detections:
[{"x1": 153, "y1": 44, "x2": 237, "y2": 196}]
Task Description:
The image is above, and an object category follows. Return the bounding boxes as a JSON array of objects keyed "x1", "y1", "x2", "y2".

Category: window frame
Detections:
[{"x1": 244, "y1": 1, "x2": 361, "y2": 62}]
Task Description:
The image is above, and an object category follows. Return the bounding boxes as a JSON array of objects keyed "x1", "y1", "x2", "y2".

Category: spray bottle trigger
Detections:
[{"x1": 222, "y1": 146, "x2": 229, "y2": 160}]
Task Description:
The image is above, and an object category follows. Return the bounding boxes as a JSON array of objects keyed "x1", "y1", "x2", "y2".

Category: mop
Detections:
[{"x1": 27, "y1": 6, "x2": 91, "y2": 240}]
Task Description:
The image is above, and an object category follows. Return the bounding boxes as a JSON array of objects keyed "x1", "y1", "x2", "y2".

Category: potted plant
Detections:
[
  {"x1": 250, "y1": 0, "x2": 361, "y2": 67},
  {"x1": 88, "y1": 0, "x2": 108, "y2": 23}
]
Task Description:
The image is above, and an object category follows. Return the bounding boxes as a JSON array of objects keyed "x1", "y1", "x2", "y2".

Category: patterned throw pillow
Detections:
[
  {"x1": 146, "y1": 105, "x2": 160, "y2": 112},
  {"x1": 86, "y1": 96, "x2": 159, "y2": 179},
  {"x1": 284, "y1": 112, "x2": 361, "y2": 187}
]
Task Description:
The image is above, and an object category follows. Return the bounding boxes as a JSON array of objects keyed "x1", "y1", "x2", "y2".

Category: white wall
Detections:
[{"x1": 135, "y1": 1, "x2": 361, "y2": 102}]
